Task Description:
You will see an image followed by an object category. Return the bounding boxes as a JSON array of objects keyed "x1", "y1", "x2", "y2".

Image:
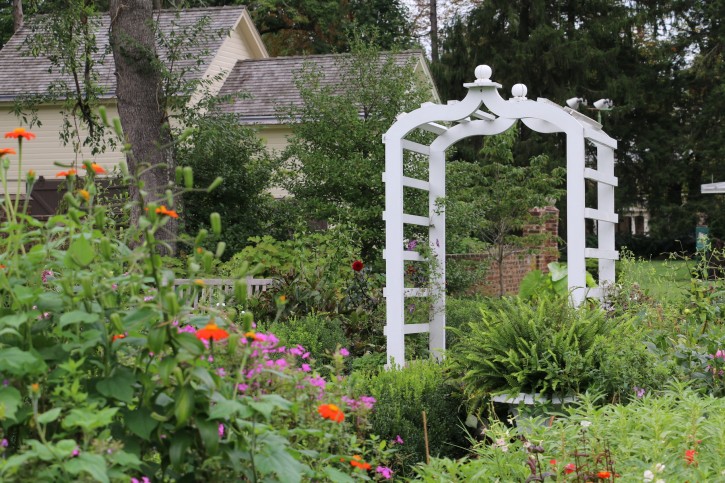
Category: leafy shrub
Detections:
[
  {"x1": 0, "y1": 128, "x2": 397, "y2": 481},
  {"x1": 177, "y1": 113, "x2": 278, "y2": 259},
  {"x1": 271, "y1": 313, "x2": 349, "y2": 366},
  {"x1": 445, "y1": 297, "x2": 486, "y2": 347},
  {"x1": 352, "y1": 360, "x2": 469, "y2": 472},
  {"x1": 450, "y1": 296, "x2": 615, "y2": 398},
  {"x1": 414, "y1": 388, "x2": 725, "y2": 482}
]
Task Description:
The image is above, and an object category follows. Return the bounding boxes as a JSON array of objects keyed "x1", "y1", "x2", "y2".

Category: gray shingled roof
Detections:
[
  {"x1": 0, "y1": 6, "x2": 246, "y2": 101},
  {"x1": 217, "y1": 51, "x2": 426, "y2": 124}
]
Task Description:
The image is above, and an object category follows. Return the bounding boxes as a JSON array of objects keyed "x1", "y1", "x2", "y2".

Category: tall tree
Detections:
[
  {"x1": 109, "y1": 0, "x2": 176, "y2": 250},
  {"x1": 432, "y1": 0, "x2": 685, "y2": 245},
  {"x1": 279, "y1": 42, "x2": 431, "y2": 263}
]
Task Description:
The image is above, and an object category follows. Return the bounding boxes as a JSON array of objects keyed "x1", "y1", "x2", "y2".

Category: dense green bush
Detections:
[
  {"x1": 351, "y1": 360, "x2": 469, "y2": 472},
  {"x1": 450, "y1": 296, "x2": 616, "y2": 398},
  {"x1": 414, "y1": 388, "x2": 725, "y2": 482},
  {"x1": 445, "y1": 297, "x2": 485, "y2": 347},
  {"x1": 176, "y1": 113, "x2": 278, "y2": 258},
  {"x1": 271, "y1": 313, "x2": 349, "y2": 366}
]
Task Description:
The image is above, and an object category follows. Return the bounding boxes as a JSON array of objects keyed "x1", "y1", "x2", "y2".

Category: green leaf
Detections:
[
  {"x1": 175, "y1": 332, "x2": 204, "y2": 357},
  {"x1": 11, "y1": 285, "x2": 37, "y2": 306},
  {"x1": 0, "y1": 314, "x2": 27, "y2": 330},
  {"x1": 255, "y1": 442, "x2": 307, "y2": 483},
  {"x1": 67, "y1": 235, "x2": 95, "y2": 268},
  {"x1": 96, "y1": 367, "x2": 136, "y2": 403},
  {"x1": 64, "y1": 453, "x2": 109, "y2": 483},
  {"x1": 123, "y1": 407, "x2": 158, "y2": 441},
  {"x1": 323, "y1": 467, "x2": 355, "y2": 482},
  {"x1": 548, "y1": 262, "x2": 568, "y2": 282},
  {"x1": 0, "y1": 386, "x2": 22, "y2": 421},
  {"x1": 174, "y1": 385, "x2": 195, "y2": 426},
  {"x1": 62, "y1": 407, "x2": 118, "y2": 432},
  {"x1": 122, "y1": 307, "x2": 159, "y2": 329},
  {"x1": 0, "y1": 348, "x2": 47, "y2": 376},
  {"x1": 196, "y1": 418, "x2": 220, "y2": 454},
  {"x1": 36, "y1": 292, "x2": 64, "y2": 313},
  {"x1": 37, "y1": 407, "x2": 62, "y2": 424},
  {"x1": 208, "y1": 395, "x2": 251, "y2": 420},
  {"x1": 59, "y1": 310, "x2": 99, "y2": 327},
  {"x1": 169, "y1": 431, "x2": 193, "y2": 469}
]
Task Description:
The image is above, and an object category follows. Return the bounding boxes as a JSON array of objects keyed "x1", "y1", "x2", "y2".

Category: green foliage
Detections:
[
  {"x1": 414, "y1": 388, "x2": 725, "y2": 482},
  {"x1": 271, "y1": 313, "x2": 349, "y2": 366},
  {"x1": 352, "y1": 360, "x2": 469, "y2": 472},
  {"x1": 206, "y1": 0, "x2": 415, "y2": 55},
  {"x1": 445, "y1": 297, "x2": 486, "y2": 347},
  {"x1": 519, "y1": 262, "x2": 597, "y2": 300},
  {"x1": 0, "y1": 125, "x2": 397, "y2": 481},
  {"x1": 450, "y1": 296, "x2": 616, "y2": 398},
  {"x1": 177, "y1": 113, "x2": 277, "y2": 258},
  {"x1": 280, "y1": 38, "x2": 432, "y2": 262},
  {"x1": 444, "y1": 124, "x2": 565, "y2": 296}
]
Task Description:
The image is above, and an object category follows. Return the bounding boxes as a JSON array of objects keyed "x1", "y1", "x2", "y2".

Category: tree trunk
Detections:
[
  {"x1": 109, "y1": 0, "x2": 176, "y2": 254},
  {"x1": 430, "y1": 0, "x2": 438, "y2": 63},
  {"x1": 12, "y1": 0, "x2": 23, "y2": 32}
]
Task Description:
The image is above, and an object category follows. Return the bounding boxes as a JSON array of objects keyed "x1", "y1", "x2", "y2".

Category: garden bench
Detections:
[{"x1": 173, "y1": 276, "x2": 275, "y2": 309}]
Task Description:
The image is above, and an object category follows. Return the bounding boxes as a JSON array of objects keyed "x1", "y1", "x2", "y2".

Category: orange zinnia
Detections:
[
  {"x1": 0, "y1": 148, "x2": 16, "y2": 157},
  {"x1": 195, "y1": 322, "x2": 229, "y2": 341},
  {"x1": 56, "y1": 169, "x2": 77, "y2": 178},
  {"x1": 317, "y1": 403, "x2": 345, "y2": 423},
  {"x1": 111, "y1": 334, "x2": 126, "y2": 342},
  {"x1": 85, "y1": 163, "x2": 106, "y2": 174},
  {"x1": 155, "y1": 205, "x2": 179, "y2": 218},
  {"x1": 597, "y1": 471, "x2": 611, "y2": 479},
  {"x1": 349, "y1": 455, "x2": 371, "y2": 471},
  {"x1": 5, "y1": 128, "x2": 35, "y2": 140},
  {"x1": 78, "y1": 189, "x2": 90, "y2": 201},
  {"x1": 244, "y1": 331, "x2": 264, "y2": 342}
]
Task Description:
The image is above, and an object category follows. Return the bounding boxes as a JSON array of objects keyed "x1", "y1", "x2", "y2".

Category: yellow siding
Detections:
[
  {"x1": 0, "y1": 103, "x2": 124, "y2": 194},
  {"x1": 257, "y1": 125, "x2": 291, "y2": 198},
  {"x1": 197, "y1": 26, "x2": 253, "y2": 102}
]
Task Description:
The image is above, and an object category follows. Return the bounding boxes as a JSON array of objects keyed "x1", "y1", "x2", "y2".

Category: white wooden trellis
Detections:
[{"x1": 383, "y1": 65, "x2": 618, "y2": 367}]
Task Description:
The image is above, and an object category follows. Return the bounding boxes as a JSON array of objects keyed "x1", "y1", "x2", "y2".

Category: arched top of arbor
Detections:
[{"x1": 383, "y1": 65, "x2": 618, "y2": 367}]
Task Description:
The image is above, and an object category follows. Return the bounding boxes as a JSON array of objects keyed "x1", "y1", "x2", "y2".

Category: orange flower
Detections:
[
  {"x1": 85, "y1": 163, "x2": 106, "y2": 174},
  {"x1": 685, "y1": 449, "x2": 696, "y2": 465},
  {"x1": 78, "y1": 189, "x2": 90, "y2": 201},
  {"x1": 112, "y1": 334, "x2": 126, "y2": 342},
  {"x1": 317, "y1": 403, "x2": 345, "y2": 423},
  {"x1": 0, "y1": 264, "x2": 6, "y2": 269},
  {"x1": 597, "y1": 471, "x2": 611, "y2": 479},
  {"x1": 30, "y1": 383, "x2": 40, "y2": 393},
  {"x1": 56, "y1": 169, "x2": 77, "y2": 178},
  {"x1": 349, "y1": 455, "x2": 371, "y2": 471},
  {"x1": 244, "y1": 331, "x2": 264, "y2": 342},
  {"x1": 193, "y1": 279, "x2": 205, "y2": 286},
  {"x1": 155, "y1": 205, "x2": 179, "y2": 218},
  {"x1": 0, "y1": 148, "x2": 16, "y2": 157},
  {"x1": 564, "y1": 463, "x2": 576, "y2": 474},
  {"x1": 5, "y1": 128, "x2": 35, "y2": 140},
  {"x1": 195, "y1": 321, "x2": 229, "y2": 341}
]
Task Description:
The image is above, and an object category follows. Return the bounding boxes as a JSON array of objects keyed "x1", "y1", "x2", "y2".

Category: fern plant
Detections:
[{"x1": 450, "y1": 296, "x2": 614, "y2": 399}]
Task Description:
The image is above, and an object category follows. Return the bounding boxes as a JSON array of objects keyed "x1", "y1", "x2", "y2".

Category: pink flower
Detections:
[
  {"x1": 301, "y1": 363, "x2": 311, "y2": 372},
  {"x1": 237, "y1": 383, "x2": 249, "y2": 392},
  {"x1": 360, "y1": 395, "x2": 376, "y2": 409},
  {"x1": 216, "y1": 368, "x2": 227, "y2": 377},
  {"x1": 376, "y1": 466, "x2": 393, "y2": 479},
  {"x1": 339, "y1": 347, "x2": 350, "y2": 357},
  {"x1": 394, "y1": 435, "x2": 404, "y2": 445},
  {"x1": 307, "y1": 376, "x2": 326, "y2": 389},
  {"x1": 218, "y1": 424, "x2": 225, "y2": 438}
]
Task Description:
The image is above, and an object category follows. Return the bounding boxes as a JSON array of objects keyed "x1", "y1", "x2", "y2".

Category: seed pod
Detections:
[
  {"x1": 98, "y1": 106, "x2": 109, "y2": 126},
  {"x1": 113, "y1": 118, "x2": 123, "y2": 138},
  {"x1": 94, "y1": 206, "x2": 106, "y2": 228},
  {"x1": 215, "y1": 241, "x2": 226, "y2": 259},
  {"x1": 202, "y1": 250, "x2": 213, "y2": 272},
  {"x1": 210, "y1": 212, "x2": 221, "y2": 235},
  {"x1": 234, "y1": 279, "x2": 247, "y2": 305},
  {"x1": 164, "y1": 292, "x2": 180, "y2": 317},
  {"x1": 195, "y1": 229, "x2": 208, "y2": 247},
  {"x1": 182, "y1": 166, "x2": 193, "y2": 189},
  {"x1": 100, "y1": 237, "x2": 112, "y2": 260},
  {"x1": 148, "y1": 327, "x2": 167, "y2": 354},
  {"x1": 110, "y1": 313, "x2": 123, "y2": 333},
  {"x1": 206, "y1": 176, "x2": 223, "y2": 192},
  {"x1": 175, "y1": 166, "x2": 183, "y2": 185},
  {"x1": 174, "y1": 385, "x2": 195, "y2": 427}
]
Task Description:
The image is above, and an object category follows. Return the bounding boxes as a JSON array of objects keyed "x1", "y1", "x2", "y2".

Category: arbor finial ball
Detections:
[
  {"x1": 474, "y1": 65, "x2": 492, "y2": 81},
  {"x1": 512, "y1": 83, "x2": 528, "y2": 98}
]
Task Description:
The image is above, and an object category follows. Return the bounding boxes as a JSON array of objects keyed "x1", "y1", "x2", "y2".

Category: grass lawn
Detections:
[{"x1": 619, "y1": 257, "x2": 691, "y2": 301}]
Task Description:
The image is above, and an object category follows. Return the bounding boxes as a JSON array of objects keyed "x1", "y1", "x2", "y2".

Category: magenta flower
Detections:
[
  {"x1": 376, "y1": 466, "x2": 393, "y2": 479},
  {"x1": 218, "y1": 424, "x2": 225, "y2": 438},
  {"x1": 339, "y1": 347, "x2": 350, "y2": 357},
  {"x1": 394, "y1": 435, "x2": 404, "y2": 445}
]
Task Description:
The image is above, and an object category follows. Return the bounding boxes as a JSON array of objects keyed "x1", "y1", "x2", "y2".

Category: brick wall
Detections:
[{"x1": 446, "y1": 207, "x2": 559, "y2": 296}]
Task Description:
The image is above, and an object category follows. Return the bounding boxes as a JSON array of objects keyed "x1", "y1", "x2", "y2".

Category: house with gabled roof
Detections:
[{"x1": 0, "y1": 5, "x2": 438, "y2": 216}]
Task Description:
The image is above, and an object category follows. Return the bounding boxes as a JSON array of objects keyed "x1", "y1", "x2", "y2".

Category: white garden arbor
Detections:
[{"x1": 383, "y1": 65, "x2": 618, "y2": 366}]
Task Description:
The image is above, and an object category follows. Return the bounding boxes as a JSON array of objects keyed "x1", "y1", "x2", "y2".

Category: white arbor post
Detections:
[{"x1": 383, "y1": 65, "x2": 618, "y2": 367}]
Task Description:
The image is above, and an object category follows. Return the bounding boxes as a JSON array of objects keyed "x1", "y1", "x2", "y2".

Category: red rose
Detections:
[{"x1": 352, "y1": 260, "x2": 364, "y2": 271}]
